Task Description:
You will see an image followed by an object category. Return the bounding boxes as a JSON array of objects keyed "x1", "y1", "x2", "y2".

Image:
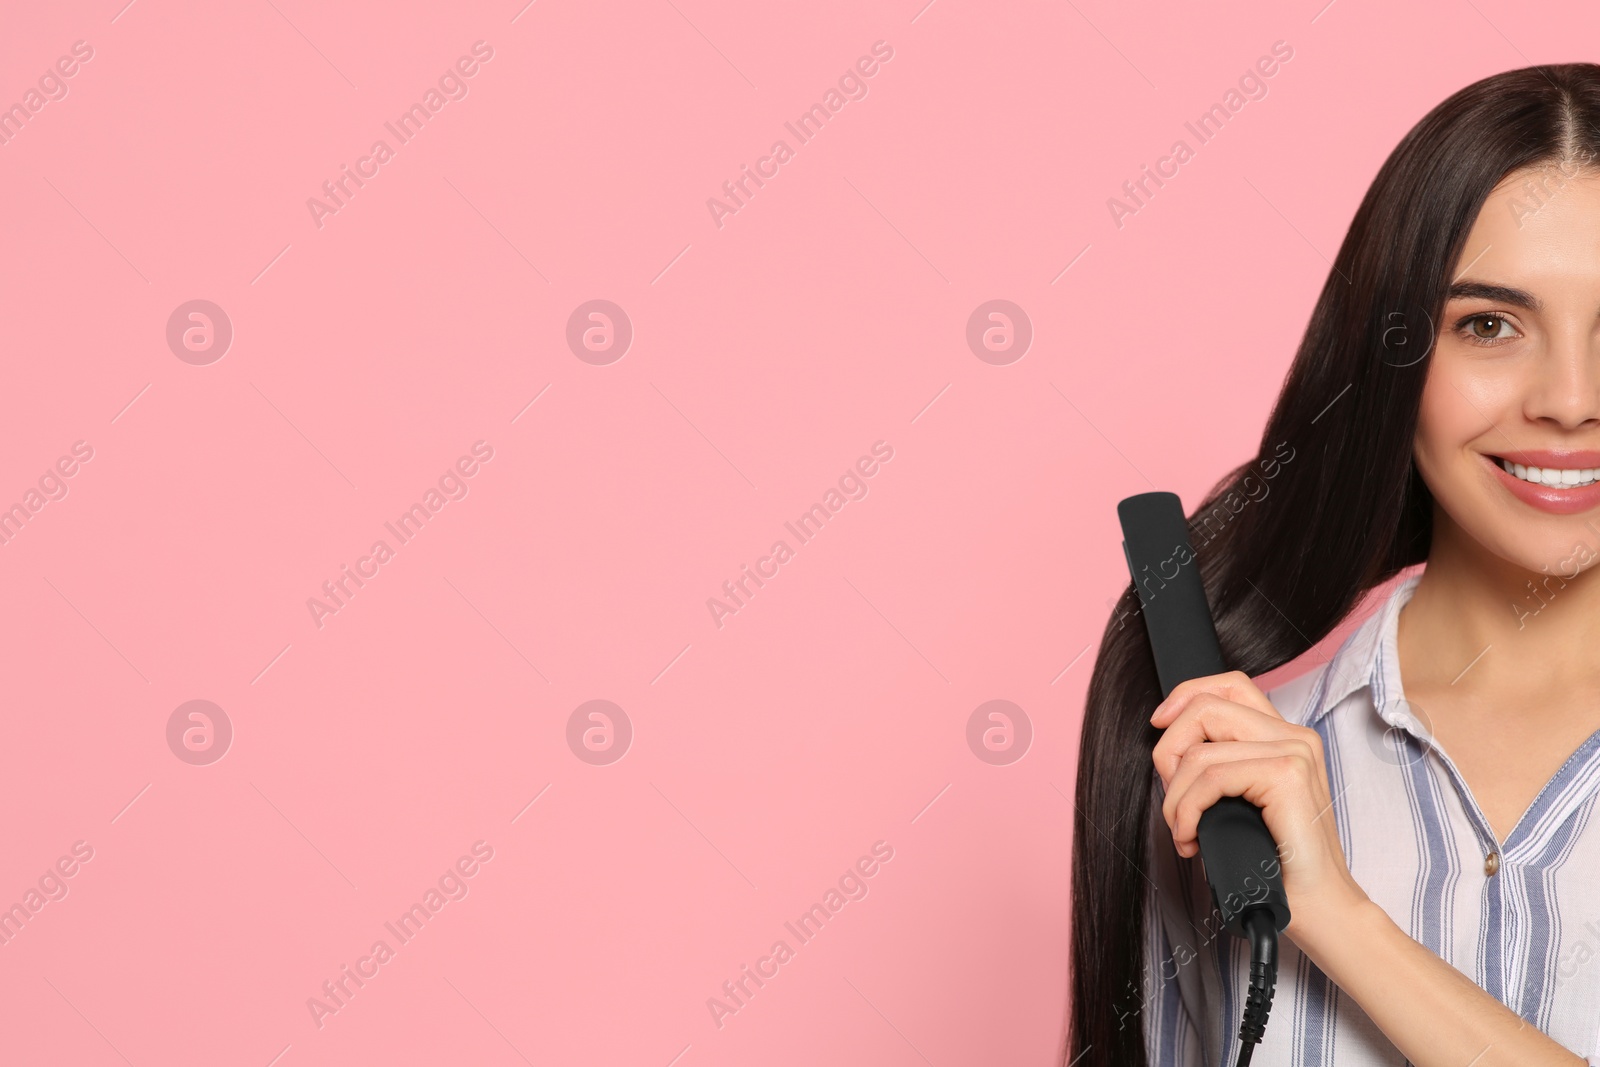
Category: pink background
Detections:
[{"x1": 0, "y1": 0, "x2": 1589, "y2": 1063}]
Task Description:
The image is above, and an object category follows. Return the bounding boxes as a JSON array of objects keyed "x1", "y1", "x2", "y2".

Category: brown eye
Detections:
[
  {"x1": 1465, "y1": 315, "x2": 1510, "y2": 340},
  {"x1": 1458, "y1": 313, "x2": 1516, "y2": 344}
]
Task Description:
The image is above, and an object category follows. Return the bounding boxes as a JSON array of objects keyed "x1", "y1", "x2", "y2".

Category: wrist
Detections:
[{"x1": 1289, "y1": 896, "x2": 1395, "y2": 985}]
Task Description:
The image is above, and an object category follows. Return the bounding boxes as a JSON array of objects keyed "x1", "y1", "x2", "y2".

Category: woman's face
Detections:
[{"x1": 1415, "y1": 161, "x2": 1600, "y2": 576}]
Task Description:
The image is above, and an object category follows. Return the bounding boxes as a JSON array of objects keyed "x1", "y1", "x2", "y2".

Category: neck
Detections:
[{"x1": 1400, "y1": 507, "x2": 1600, "y2": 700}]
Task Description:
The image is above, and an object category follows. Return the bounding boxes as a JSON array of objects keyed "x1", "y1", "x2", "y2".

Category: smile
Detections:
[
  {"x1": 1485, "y1": 452, "x2": 1600, "y2": 515},
  {"x1": 1496, "y1": 458, "x2": 1600, "y2": 487}
]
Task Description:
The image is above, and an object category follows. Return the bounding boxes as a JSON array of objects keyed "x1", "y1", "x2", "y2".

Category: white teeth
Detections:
[{"x1": 1499, "y1": 458, "x2": 1600, "y2": 486}]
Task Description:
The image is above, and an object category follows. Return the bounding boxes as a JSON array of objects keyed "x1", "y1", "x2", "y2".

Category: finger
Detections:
[
  {"x1": 1152, "y1": 694, "x2": 1318, "y2": 784},
  {"x1": 1150, "y1": 669, "x2": 1281, "y2": 728},
  {"x1": 1168, "y1": 753, "x2": 1322, "y2": 855},
  {"x1": 1160, "y1": 738, "x2": 1318, "y2": 842}
]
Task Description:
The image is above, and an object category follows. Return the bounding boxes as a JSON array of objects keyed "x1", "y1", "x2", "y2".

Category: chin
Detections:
[{"x1": 1477, "y1": 515, "x2": 1597, "y2": 577}]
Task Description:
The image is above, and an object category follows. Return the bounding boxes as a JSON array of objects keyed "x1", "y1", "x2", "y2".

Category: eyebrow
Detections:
[{"x1": 1446, "y1": 280, "x2": 1544, "y2": 313}]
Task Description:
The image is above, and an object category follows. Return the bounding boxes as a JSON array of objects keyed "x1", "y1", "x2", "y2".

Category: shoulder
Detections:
[
  {"x1": 1263, "y1": 664, "x2": 1330, "y2": 727},
  {"x1": 1260, "y1": 579, "x2": 1406, "y2": 729}
]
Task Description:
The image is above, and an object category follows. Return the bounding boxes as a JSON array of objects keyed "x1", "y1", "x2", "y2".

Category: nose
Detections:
[{"x1": 1524, "y1": 323, "x2": 1600, "y2": 429}]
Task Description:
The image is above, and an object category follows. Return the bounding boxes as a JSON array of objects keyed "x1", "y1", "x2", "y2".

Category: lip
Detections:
[
  {"x1": 1483, "y1": 452, "x2": 1600, "y2": 515},
  {"x1": 1489, "y1": 448, "x2": 1600, "y2": 468}
]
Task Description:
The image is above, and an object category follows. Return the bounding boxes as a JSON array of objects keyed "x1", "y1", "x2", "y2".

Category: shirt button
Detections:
[{"x1": 1485, "y1": 851, "x2": 1501, "y2": 876}]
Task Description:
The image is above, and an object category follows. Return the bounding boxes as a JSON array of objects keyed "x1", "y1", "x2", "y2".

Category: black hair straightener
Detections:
[{"x1": 1117, "y1": 491, "x2": 1290, "y2": 1066}]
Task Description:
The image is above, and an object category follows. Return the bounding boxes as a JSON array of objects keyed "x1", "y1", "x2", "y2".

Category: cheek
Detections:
[
  {"x1": 1413, "y1": 374, "x2": 1469, "y2": 486},
  {"x1": 1415, "y1": 352, "x2": 1544, "y2": 538},
  {"x1": 1415, "y1": 353, "x2": 1510, "y2": 480},
  {"x1": 1412, "y1": 365, "x2": 1514, "y2": 539}
]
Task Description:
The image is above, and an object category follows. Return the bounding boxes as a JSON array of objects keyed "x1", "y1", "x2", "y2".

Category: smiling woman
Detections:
[{"x1": 1070, "y1": 62, "x2": 1600, "y2": 1067}]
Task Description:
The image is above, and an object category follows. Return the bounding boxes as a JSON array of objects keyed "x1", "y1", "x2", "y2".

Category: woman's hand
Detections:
[{"x1": 1150, "y1": 670, "x2": 1370, "y2": 945}]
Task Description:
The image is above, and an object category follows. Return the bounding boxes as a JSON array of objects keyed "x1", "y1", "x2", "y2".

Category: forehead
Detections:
[{"x1": 1454, "y1": 165, "x2": 1600, "y2": 289}]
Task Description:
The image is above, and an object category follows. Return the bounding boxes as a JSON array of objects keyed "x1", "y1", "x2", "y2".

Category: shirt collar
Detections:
[{"x1": 1302, "y1": 569, "x2": 1425, "y2": 732}]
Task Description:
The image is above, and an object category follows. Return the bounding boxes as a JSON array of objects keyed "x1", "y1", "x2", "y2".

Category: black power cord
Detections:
[{"x1": 1233, "y1": 907, "x2": 1280, "y2": 1066}]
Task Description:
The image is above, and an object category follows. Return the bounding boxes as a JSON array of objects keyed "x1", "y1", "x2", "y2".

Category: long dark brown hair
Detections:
[{"x1": 1068, "y1": 62, "x2": 1600, "y2": 1066}]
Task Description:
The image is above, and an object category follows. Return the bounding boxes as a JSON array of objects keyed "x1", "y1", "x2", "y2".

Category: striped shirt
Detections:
[{"x1": 1141, "y1": 571, "x2": 1600, "y2": 1066}]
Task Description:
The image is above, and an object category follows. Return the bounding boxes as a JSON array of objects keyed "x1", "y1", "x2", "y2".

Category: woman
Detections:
[{"x1": 1069, "y1": 62, "x2": 1600, "y2": 1066}]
